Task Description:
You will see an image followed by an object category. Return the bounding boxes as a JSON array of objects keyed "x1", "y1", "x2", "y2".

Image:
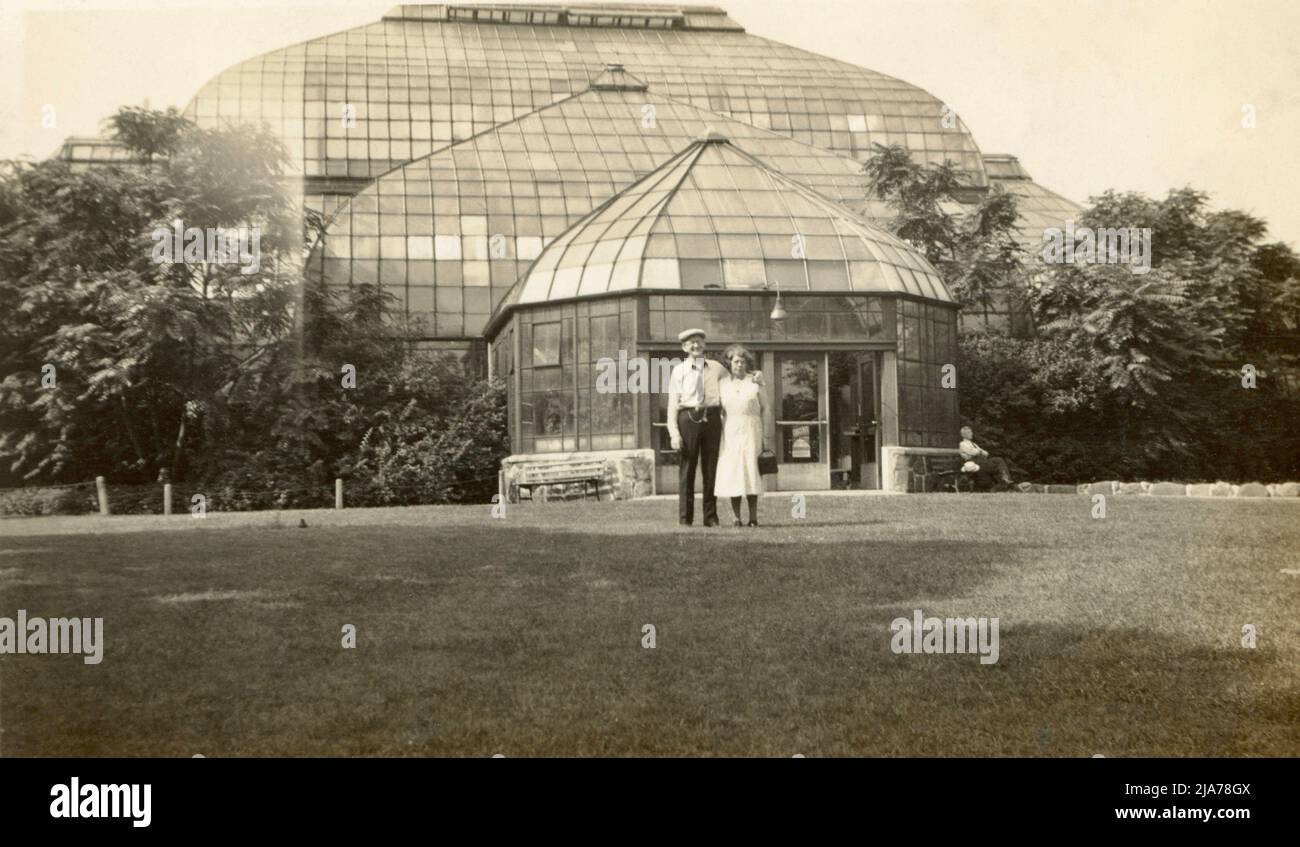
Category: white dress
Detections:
[{"x1": 715, "y1": 377, "x2": 765, "y2": 497}]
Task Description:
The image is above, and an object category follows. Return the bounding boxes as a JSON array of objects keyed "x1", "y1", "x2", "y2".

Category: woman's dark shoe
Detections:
[
  {"x1": 747, "y1": 519, "x2": 758, "y2": 527},
  {"x1": 732, "y1": 518, "x2": 743, "y2": 527}
]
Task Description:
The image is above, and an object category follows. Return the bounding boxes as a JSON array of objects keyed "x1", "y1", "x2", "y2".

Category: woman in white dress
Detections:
[{"x1": 715, "y1": 344, "x2": 767, "y2": 527}]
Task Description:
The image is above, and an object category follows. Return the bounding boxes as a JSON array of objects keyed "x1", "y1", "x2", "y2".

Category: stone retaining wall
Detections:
[{"x1": 1070, "y1": 480, "x2": 1300, "y2": 498}]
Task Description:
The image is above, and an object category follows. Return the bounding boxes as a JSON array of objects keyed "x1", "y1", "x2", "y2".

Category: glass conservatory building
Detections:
[{"x1": 171, "y1": 2, "x2": 1080, "y2": 494}]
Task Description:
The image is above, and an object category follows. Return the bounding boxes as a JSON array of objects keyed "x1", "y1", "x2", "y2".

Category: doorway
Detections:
[
  {"x1": 829, "y1": 351, "x2": 881, "y2": 489},
  {"x1": 772, "y1": 352, "x2": 827, "y2": 490}
]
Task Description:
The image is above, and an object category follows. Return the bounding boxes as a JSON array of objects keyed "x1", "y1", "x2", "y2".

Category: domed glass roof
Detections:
[
  {"x1": 503, "y1": 133, "x2": 951, "y2": 312},
  {"x1": 184, "y1": 2, "x2": 987, "y2": 184},
  {"x1": 971, "y1": 153, "x2": 1085, "y2": 331},
  {"x1": 307, "y1": 83, "x2": 891, "y2": 337},
  {"x1": 982, "y1": 154, "x2": 1084, "y2": 242},
  {"x1": 173, "y1": 2, "x2": 1090, "y2": 345}
]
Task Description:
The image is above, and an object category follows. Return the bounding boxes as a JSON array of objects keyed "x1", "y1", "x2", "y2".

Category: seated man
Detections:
[{"x1": 958, "y1": 426, "x2": 1017, "y2": 490}]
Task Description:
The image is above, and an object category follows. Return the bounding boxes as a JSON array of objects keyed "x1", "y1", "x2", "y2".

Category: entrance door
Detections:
[
  {"x1": 774, "y1": 352, "x2": 828, "y2": 490},
  {"x1": 857, "y1": 352, "x2": 882, "y2": 489},
  {"x1": 829, "y1": 351, "x2": 881, "y2": 489},
  {"x1": 829, "y1": 352, "x2": 857, "y2": 489}
]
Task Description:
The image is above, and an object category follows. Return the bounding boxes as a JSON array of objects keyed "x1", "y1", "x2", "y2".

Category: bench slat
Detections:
[
  {"x1": 517, "y1": 461, "x2": 608, "y2": 486},
  {"x1": 521, "y1": 475, "x2": 599, "y2": 485}
]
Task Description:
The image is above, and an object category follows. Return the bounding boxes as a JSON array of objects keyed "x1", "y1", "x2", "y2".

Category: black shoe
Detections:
[
  {"x1": 703, "y1": 518, "x2": 719, "y2": 527},
  {"x1": 732, "y1": 518, "x2": 743, "y2": 527},
  {"x1": 747, "y1": 519, "x2": 758, "y2": 527},
  {"x1": 680, "y1": 518, "x2": 693, "y2": 526}
]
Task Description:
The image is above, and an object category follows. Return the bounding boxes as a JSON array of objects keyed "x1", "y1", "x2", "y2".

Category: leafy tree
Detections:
[
  {"x1": 187, "y1": 276, "x2": 507, "y2": 507},
  {"x1": 1032, "y1": 189, "x2": 1300, "y2": 477},
  {"x1": 104, "y1": 106, "x2": 190, "y2": 162},
  {"x1": 864, "y1": 145, "x2": 1300, "y2": 482},
  {"x1": 0, "y1": 107, "x2": 295, "y2": 483},
  {"x1": 864, "y1": 143, "x2": 1027, "y2": 313},
  {"x1": 1, "y1": 105, "x2": 509, "y2": 504},
  {"x1": 956, "y1": 333, "x2": 1121, "y2": 482}
]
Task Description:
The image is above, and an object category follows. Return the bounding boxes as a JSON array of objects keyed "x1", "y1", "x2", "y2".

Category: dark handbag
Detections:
[{"x1": 757, "y1": 448, "x2": 778, "y2": 475}]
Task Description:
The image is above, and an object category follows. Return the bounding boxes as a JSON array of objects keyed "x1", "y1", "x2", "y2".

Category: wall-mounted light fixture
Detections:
[{"x1": 766, "y1": 281, "x2": 787, "y2": 322}]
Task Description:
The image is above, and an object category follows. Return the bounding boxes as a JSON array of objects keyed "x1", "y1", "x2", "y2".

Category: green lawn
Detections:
[{"x1": 1, "y1": 494, "x2": 1297, "y2": 757}]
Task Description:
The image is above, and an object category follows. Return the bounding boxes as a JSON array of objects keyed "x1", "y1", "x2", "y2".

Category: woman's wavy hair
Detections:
[{"x1": 721, "y1": 344, "x2": 755, "y2": 372}]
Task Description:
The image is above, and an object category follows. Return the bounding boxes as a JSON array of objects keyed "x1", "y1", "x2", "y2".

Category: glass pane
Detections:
[
  {"x1": 590, "y1": 391, "x2": 619, "y2": 434},
  {"x1": 680, "y1": 259, "x2": 723, "y2": 288},
  {"x1": 779, "y1": 355, "x2": 819, "y2": 421},
  {"x1": 722, "y1": 259, "x2": 765, "y2": 289},
  {"x1": 589, "y1": 314, "x2": 620, "y2": 363},
  {"x1": 533, "y1": 322, "x2": 560, "y2": 366}
]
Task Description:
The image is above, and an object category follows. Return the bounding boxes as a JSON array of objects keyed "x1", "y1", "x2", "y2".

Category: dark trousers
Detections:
[
  {"x1": 678, "y1": 406, "x2": 722, "y2": 523},
  {"x1": 974, "y1": 456, "x2": 1014, "y2": 488}
]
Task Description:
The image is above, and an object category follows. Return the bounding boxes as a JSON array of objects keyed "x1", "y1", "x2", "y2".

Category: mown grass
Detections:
[{"x1": 1, "y1": 494, "x2": 1297, "y2": 756}]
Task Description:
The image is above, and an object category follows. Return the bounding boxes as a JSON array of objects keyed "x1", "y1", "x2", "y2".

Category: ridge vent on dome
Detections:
[{"x1": 382, "y1": 3, "x2": 745, "y2": 31}]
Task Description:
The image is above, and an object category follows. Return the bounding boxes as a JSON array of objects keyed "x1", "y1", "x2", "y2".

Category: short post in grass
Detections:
[
  {"x1": 335, "y1": 478, "x2": 344, "y2": 510},
  {"x1": 164, "y1": 483, "x2": 173, "y2": 516},
  {"x1": 95, "y1": 476, "x2": 109, "y2": 516}
]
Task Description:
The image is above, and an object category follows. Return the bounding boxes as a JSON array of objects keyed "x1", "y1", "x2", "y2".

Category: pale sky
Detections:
[{"x1": 2, "y1": 0, "x2": 1297, "y2": 246}]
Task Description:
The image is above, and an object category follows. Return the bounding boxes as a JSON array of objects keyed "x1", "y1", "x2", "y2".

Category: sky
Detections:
[{"x1": 1, "y1": 0, "x2": 1297, "y2": 246}]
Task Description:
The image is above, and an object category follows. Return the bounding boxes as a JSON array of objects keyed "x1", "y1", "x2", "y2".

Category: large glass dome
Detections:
[
  {"x1": 184, "y1": 2, "x2": 988, "y2": 185},
  {"x1": 504, "y1": 133, "x2": 950, "y2": 313},
  {"x1": 306, "y1": 79, "x2": 902, "y2": 338},
  {"x1": 176, "y1": 2, "x2": 1080, "y2": 346}
]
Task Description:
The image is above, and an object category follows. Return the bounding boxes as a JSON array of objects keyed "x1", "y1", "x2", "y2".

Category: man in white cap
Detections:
[{"x1": 667, "y1": 328, "x2": 726, "y2": 526}]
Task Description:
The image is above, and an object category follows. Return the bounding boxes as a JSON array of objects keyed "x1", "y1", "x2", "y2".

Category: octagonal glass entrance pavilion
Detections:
[{"x1": 486, "y1": 134, "x2": 959, "y2": 497}]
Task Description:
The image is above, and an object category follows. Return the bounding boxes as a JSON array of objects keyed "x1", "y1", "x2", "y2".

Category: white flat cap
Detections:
[{"x1": 677, "y1": 328, "x2": 707, "y2": 342}]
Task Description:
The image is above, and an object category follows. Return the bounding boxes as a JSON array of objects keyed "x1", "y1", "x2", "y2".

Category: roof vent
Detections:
[
  {"x1": 382, "y1": 4, "x2": 746, "y2": 31},
  {"x1": 589, "y1": 63, "x2": 650, "y2": 92},
  {"x1": 696, "y1": 129, "x2": 729, "y2": 144}
]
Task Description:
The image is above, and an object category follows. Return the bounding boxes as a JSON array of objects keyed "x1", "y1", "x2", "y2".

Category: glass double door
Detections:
[{"x1": 771, "y1": 351, "x2": 881, "y2": 490}]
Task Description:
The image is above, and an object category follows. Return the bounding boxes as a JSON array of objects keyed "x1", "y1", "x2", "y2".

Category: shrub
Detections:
[
  {"x1": 958, "y1": 332, "x2": 1300, "y2": 484},
  {"x1": 0, "y1": 485, "x2": 96, "y2": 516},
  {"x1": 344, "y1": 371, "x2": 507, "y2": 506}
]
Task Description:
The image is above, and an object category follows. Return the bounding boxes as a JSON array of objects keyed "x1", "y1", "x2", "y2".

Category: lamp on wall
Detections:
[{"x1": 766, "y1": 281, "x2": 787, "y2": 322}]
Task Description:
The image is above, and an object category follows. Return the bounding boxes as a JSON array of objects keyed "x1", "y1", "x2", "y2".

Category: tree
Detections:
[
  {"x1": 1030, "y1": 189, "x2": 1300, "y2": 479},
  {"x1": 105, "y1": 106, "x2": 190, "y2": 163},
  {"x1": 864, "y1": 143, "x2": 1027, "y2": 314},
  {"x1": 0, "y1": 107, "x2": 296, "y2": 483},
  {"x1": 863, "y1": 145, "x2": 1300, "y2": 482}
]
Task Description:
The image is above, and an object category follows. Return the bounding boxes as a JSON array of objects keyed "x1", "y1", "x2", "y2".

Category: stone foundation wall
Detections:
[
  {"x1": 1075, "y1": 480, "x2": 1300, "y2": 498},
  {"x1": 502, "y1": 449, "x2": 655, "y2": 503},
  {"x1": 880, "y1": 446, "x2": 964, "y2": 493},
  {"x1": 882, "y1": 445, "x2": 1300, "y2": 497}
]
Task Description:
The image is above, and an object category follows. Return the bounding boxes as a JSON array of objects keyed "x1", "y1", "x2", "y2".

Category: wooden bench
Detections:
[
  {"x1": 926, "y1": 454, "x2": 977, "y2": 493},
  {"x1": 515, "y1": 460, "x2": 609, "y2": 502}
]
